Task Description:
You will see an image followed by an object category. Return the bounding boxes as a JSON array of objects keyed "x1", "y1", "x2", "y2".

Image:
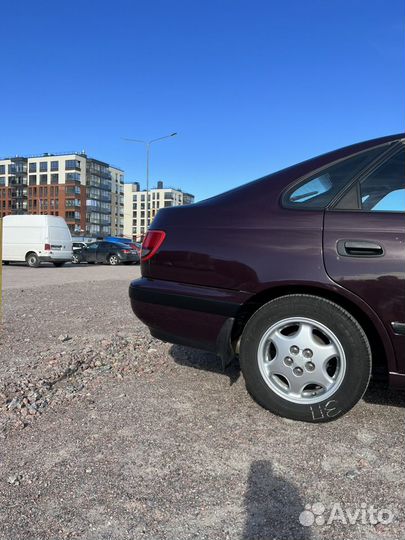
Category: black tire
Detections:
[
  {"x1": 26, "y1": 252, "x2": 40, "y2": 268},
  {"x1": 239, "y1": 294, "x2": 371, "y2": 423},
  {"x1": 53, "y1": 262, "x2": 65, "y2": 267},
  {"x1": 108, "y1": 254, "x2": 120, "y2": 266}
]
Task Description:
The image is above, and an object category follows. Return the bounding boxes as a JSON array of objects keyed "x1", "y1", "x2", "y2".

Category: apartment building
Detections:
[
  {"x1": 124, "y1": 181, "x2": 194, "y2": 240},
  {"x1": 0, "y1": 153, "x2": 124, "y2": 236}
]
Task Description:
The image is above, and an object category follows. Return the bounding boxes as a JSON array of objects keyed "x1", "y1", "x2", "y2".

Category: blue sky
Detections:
[{"x1": 1, "y1": 0, "x2": 404, "y2": 201}]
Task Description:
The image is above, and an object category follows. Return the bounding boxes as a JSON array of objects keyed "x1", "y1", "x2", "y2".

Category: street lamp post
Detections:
[{"x1": 123, "y1": 132, "x2": 177, "y2": 230}]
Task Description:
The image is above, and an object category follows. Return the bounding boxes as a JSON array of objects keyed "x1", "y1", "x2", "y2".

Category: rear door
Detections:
[
  {"x1": 323, "y1": 146, "x2": 405, "y2": 372},
  {"x1": 96, "y1": 242, "x2": 109, "y2": 262},
  {"x1": 86, "y1": 242, "x2": 98, "y2": 262}
]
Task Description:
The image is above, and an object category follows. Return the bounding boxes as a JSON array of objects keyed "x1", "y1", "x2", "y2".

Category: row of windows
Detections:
[
  {"x1": 134, "y1": 192, "x2": 182, "y2": 201},
  {"x1": 28, "y1": 199, "x2": 59, "y2": 210},
  {"x1": 20, "y1": 173, "x2": 83, "y2": 185},
  {"x1": 29, "y1": 186, "x2": 59, "y2": 197},
  {"x1": 26, "y1": 159, "x2": 82, "y2": 173}
]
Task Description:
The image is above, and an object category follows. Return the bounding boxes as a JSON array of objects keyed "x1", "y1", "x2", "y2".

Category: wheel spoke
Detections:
[{"x1": 294, "y1": 322, "x2": 315, "y2": 348}]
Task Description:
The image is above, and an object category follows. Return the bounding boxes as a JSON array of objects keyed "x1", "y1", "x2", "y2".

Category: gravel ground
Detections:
[{"x1": 0, "y1": 264, "x2": 404, "y2": 540}]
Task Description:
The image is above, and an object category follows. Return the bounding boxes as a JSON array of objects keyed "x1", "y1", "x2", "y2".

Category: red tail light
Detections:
[
  {"x1": 44, "y1": 243, "x2": 51, "y2": 251},
  {"x1": 141, "y1": 230, "x2": 166, "y2": 262},
  {"x1": 122, "y1": 249, "x2": 130, "y2": 254}
]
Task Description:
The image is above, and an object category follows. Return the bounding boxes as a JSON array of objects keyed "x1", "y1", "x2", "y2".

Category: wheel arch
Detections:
[
  {"x1": 232, "y1": 284, "x2": 394, "y2": 378},
  {"x1": 25, "y1": 250, "x2": 39, "y2": 259}
]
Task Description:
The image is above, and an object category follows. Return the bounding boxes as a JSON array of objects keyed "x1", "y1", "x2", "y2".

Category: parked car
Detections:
[
  {"x1": 105, "y1": 236, "x2": 141, "y2": 256},
  {"x1": 72, "y1": 241, "x2": 87, "y2": 251},
  {"x1": 73, "y1": 241, "x2": 139, "y2": 265},
  {"x1": 2, "y1": 215, "x2": 73, "y2": 267},
  {"x1": 130, "y1": 133, "x2": 405, "y2": 422}
]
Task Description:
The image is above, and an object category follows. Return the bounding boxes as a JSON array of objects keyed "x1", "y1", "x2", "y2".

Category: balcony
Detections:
[
  {"x1": 65, "y1": 200, "x2": 81, "y2": 208},
  {"x1": 9, "y1": 178, "x2": 28, "y2": 186},
  {"x1": 9, "y1": 166, "x2": 27, "y2": 175},
  {"x1": 10, "y1": 191, "x2": 28, "y2": 199}
]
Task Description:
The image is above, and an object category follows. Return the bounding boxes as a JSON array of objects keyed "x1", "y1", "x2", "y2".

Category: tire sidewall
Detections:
[
  {"x1": 26, "y1": 253, "x2": 40, "y2": 268},
  {"x1": 240, "y1": 295, "x2": 371, "y2": 423}
]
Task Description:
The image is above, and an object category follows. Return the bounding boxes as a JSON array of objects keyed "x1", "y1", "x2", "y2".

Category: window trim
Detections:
[
  {"x1": 281, "y1": 141, "x2": 400, "y2": 211},
  {"x1": 328, "y1": 142, "x2": 404, "y2": 212}
]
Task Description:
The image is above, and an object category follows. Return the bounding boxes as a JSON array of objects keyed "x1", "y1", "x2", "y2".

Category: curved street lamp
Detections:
[{"x1": 123, "y1": 132, "x2": 177, "y2": 229}]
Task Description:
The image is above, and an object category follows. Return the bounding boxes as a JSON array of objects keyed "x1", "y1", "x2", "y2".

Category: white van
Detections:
[{"x1": 2, "y1": 215, "x2": 73, "y2": 267}]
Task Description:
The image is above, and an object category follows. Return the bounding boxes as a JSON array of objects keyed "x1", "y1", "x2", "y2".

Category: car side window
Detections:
[
  {"x1": 283, "y1": 146, "x2": 385, "y2": 209},
  {"x1": 87, "y1": 243, "x2": 98, "y2": 250},
  {"x1": 335, "y1": 147, "x2": 405, "y2": 213},
  {"x1": 359, "y1": 148, "x2": 405, "y2": 212}
]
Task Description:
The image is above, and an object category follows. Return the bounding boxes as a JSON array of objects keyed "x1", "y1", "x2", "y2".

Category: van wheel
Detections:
[
  {"x1": 26, "y1": 253, "x2": 40, "y2": 268},
  {"x1": 108, "y1": 254, "x2": 120, "y2": 265},
  {"x1": 239, "y1": 295, "x2": 371, "y2": 423},
  {"x1": 53, "y1": 262, "x2": 65, "y2": 267}
]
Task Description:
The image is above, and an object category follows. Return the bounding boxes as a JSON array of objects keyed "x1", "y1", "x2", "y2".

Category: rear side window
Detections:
[
  {"x1": 283, "y1": 146, "x2": 385, "y2": 209},
  {"x1": 359, "y1": 148, "x2": 405, "y2": 212},
  {"x1": 335, "y1": 147, "x2": 405, "y2": 212}
]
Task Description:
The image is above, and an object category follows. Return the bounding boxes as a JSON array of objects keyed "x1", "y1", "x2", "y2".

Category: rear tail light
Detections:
[
  {"x1": 44, "y1": 243, "x2": 51, "y2": 251},
  {"x1": 141, "y1": 230, "x2": 166, "y2": 262},
  {"x1": 122, "y1": 249, "x2": 130, "y2": 254}
]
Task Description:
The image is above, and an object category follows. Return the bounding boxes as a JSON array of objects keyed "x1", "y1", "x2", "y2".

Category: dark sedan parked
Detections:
[
  {"x1": 74, "y1": 241, "x2": 139, "y2": 265},
  {"x1": 130, "y1": 134, "x2": 405, "y2": 422}
]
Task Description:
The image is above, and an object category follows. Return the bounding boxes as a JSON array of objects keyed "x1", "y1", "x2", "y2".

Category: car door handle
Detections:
[{"x1": 337, "y1": 240, "x2": 384, "y2": 257}]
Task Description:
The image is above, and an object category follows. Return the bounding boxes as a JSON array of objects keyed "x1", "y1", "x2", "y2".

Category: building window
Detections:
[
  {"x1": 65, "y1": 159, "x2": 81, "y2": 170},
  {"x1": 0, "y1": 177, "x2": 5, "y2": 186},
  {"x1": 29, "y1": 175, "x2": 37, "y2": 185},
  {"x1": 50, "y1": 161, "x2": 59, "y2": 171},
  {"x1": 28, "y1": 163, "x2": 36, "y2": 173},
  {"x1": 40, "y1": 174, "x2": 47, "y2": 185},
  {"x1": 39, "y1": 162, "x2": 48, "y2": 172},
  {"x1": 66, "y1": 172, "x2": 81, "y2": 182},
  {"x1": 0, "y1": 165, "x2": 5, "y2": 174},
  {"x1": 51, "y1": 174, "x2": 59, "y2": 184}
]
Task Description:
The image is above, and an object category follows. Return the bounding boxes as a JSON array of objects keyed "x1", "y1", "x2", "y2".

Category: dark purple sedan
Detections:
[{"x1": 130, "y1": 134, "x2": 405, "y2": 422}]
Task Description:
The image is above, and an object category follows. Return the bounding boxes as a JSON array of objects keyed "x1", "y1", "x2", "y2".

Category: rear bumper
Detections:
[
  {"x1": 39, "y1": 254, "x2": 72, "y2": 263},
  {"x1": 121, "y1": 254, "x2": 139, "y2": 263},
  {"x1": 129, "y1": 278, "x2": 250, "y2": 361}
]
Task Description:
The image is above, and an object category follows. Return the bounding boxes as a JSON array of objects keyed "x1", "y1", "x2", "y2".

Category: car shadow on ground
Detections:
[
  {"x1": 363, "y1": 379, "x2": 405, "y2": 408},
  {"x1": 170, "y1": 345, "x2": 405, "y2": 408},
  {"x1": 169, "y1": 344, "x2": 241, "y2": 385},
  {"x1": 242, "y1": 460, "x2": 311, "y2": 540}
]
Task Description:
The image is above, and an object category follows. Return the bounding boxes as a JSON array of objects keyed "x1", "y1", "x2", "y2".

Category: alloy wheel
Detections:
[{"x1": 257, "y1": 317, "x2": 346, "y2": 405}]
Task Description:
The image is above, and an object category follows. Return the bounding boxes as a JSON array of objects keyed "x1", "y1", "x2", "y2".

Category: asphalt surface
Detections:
[{"x1": 0, "y1": 263, "x2": 404, "y2": 540}]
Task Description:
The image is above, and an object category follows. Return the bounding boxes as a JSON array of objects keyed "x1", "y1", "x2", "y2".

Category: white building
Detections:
[{"x1": 124, "y1": 181, "x2": 194, "y2": 240}]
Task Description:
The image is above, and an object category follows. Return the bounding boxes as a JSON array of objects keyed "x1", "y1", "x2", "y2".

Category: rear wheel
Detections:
[
  {"x1": 26, "y1": 252, "x2": 40, "y2": 268},
  {"x1": 108, "y1": 254, "x2": 120, "y2": 266},
  {"x1": 72, "y1": 253, "x2": 81, "y2": 264},
  {"x1": 239, "y1": 295, "x2": 371, "y2": 423}
]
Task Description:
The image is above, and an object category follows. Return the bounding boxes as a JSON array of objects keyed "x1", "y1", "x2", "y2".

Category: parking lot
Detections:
[{"x1": 0, "y1": 263, "x2": 404, "y2": 540}]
